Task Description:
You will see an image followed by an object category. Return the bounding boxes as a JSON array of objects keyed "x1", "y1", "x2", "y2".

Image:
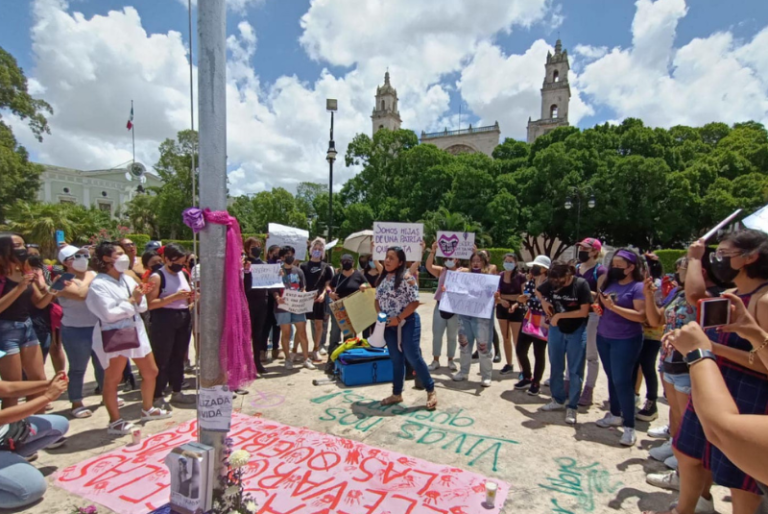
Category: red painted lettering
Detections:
[
  {"x1": 258, "y1": 462, "x2": 301, "y2": 489},
  {"x1": 307, "y1": 451, "x2": 341, "y2": 472}
]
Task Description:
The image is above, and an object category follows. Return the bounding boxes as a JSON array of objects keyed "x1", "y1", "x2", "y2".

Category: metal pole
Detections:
[
  {"x1": 131, "y1": 100, "x2": 135, "y2": 165},
  {"x1": 328, "y1": 111, "x2": 334, "y2": 241},
  {"x1": 575, "y1": 194, "x2": 582, "y2": 260},
  {"x1": 197, "y1": 0, "x2": 227, "y2": 476},
  {"x1": 188, "y1": 0, "x2": 201, "y2": 404}
]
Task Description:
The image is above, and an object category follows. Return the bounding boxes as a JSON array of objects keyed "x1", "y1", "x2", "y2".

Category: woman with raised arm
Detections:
[{"x1": 425, "y1": 240, "x2": 459, "y2": 372}]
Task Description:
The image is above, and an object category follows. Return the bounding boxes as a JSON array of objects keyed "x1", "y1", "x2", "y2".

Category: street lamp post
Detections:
[
  {"x1": 565, "y1": 187, "x2": 596, "y2": 258},
  {"x1": 326, "y1": 99, "x2": 338, "y2": 242}
]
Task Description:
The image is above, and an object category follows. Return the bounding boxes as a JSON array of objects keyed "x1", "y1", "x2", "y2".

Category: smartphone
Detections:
[
  {"x1": 50, "y1": 272, "x2": 76, "y2": 291},
  {"x1": 697, "y1": 297, "x2": 731, "y2": 328}
]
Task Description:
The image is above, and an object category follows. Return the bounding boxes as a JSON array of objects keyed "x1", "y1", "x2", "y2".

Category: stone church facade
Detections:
[{"x1": 526, "y1": 40, "x2": 571, "y2": 143}]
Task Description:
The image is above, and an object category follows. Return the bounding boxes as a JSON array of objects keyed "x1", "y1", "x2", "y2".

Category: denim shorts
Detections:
[
  {"x1": 663, "y1": 371, "x2": 691, "y2": 395},
  {"x1": 275, "y1": 311, "x2": 306, "y2": 326},
  {"x1": 0, "y1": 318, "x2": 40, "y2": 356}
]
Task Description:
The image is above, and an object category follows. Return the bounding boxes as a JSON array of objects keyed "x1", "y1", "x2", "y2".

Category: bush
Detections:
[
  {"x1": 655, "y1": 249, "x2": 687, "y2": 274},
  {"x1": 125, "y1": 234, "x2": 151, "y2": 251}
]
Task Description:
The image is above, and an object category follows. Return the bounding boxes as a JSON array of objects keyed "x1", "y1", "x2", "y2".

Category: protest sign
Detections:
[
  {"x1": 702, "y1": 208, "x2": 743, "y2": 241},
  {"x1": 325, "y1": 238, "x2": 339, "y2": 251},
  {"x1": 266, "y1": 223, "x2": 309, "y2": 260},
  {"x1": 249, "y1": 264, "x2": 283, "y2": 289},
  {"x1": 436, "y1": 231, "x2": 475, "y2": 259},
  {"x1": 344, "y1": 288, "x2": 378, "y2": 332},
  {"x1": 373, "y1": 222, "x2": 423, "y2": 261},
  {"x1": 197, "y1": 386, "x2": 232, "y2": 432},
  {"x1": 440, "y1": 271, "x2": 500, "y2": 319},
  {"x1": 282, "y1": 290, "x2": 316, "y2": 314}
]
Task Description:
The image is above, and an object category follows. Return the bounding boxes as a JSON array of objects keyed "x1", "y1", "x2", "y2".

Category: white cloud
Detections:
[{"x1": 574, "y1": 44, "x2": 608, "y2": 60}]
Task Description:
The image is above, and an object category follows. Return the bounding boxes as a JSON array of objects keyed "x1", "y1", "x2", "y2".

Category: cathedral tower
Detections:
[
  {"x1": 371, "y1": 71, "x2": 402, "y2": 135},
  {"x1": 527, "y1": 40, "x2": 571, "y2": 143}
]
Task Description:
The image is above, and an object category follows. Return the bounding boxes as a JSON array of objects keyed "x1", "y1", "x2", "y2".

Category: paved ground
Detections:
[{"x1": 11, "y1": 295, "x2": 736, "y2": 514}]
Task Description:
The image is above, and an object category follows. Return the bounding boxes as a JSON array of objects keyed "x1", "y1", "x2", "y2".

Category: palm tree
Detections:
[{"x1": 124, "y1": 194, "x2": 160, "y2": 237}]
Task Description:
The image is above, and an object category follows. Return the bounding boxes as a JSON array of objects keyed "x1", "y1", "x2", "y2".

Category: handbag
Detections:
[
  {"x1": 522, "y1": 309, "x2": 549, "y2": 341},
  {"x1": 0, "y1": 419, "x2": 32, "y2": 451},
  {"x1": 101, "y1": 279, "x2": 141, "y2": 353}
]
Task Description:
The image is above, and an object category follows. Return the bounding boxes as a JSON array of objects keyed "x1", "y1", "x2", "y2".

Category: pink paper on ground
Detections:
[{"x1": 54, "y1": 413, "x2": 510, "y2": 514}]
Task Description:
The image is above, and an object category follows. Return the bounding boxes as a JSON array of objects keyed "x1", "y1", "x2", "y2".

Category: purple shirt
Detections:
[
  {"x1": 576, "y1": 263, "x2": 606, "y2": 293},
  {"x1": 597, "y1": 281, "x2": 645, "y2": 339}
]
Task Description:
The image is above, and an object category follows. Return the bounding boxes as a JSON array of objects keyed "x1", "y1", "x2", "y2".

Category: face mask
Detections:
[
  {"x1": 710, "y1": 257, "x2": 740, "y2": 284},
  {"x1": 169, "y1": 263, "x2": 184, "y2": 273},
  {"x1": 369, "y1": 260, "x2": 376, "y2": 268},
  {"x1": 113, "y1": 254, "x2": 131, "y2": 273},
  {"x1": 608, "y1": 267, "x2": 628, "y2": 282},
  {"x1": 470, "y1": 268, "x2": 481, "y2": 273},
  {"x1": 311, "y1": 250, "x2": 323, "y2": 259},
  {"x1": 444, "y1": 260, "x2": 456, "y2": 269},
  {"x1": 577, "y1": 251, "x2": 591, "y2": 263},
  {"x1": 250, "y1": 247, "x2": 262, "y2": 259},
  {"x1": 531, "y1": 266, "x2": 542, "y2": 277},
  {"x1": 27, "y1": 255, "x2": 42, "y2": 268},
  {"x1": 503, "y1": 262, "x2": 516, "y2": 271},
  {"x1": 13, "y1": 249, "x2": 28, "y2": 263},
  {"x1": 283, "y1": 255, "x2": 295, "y2": 265},
  {"x1": 341, "y1": 261, "x2": 353, "y2": 271},
  {"x1": 151, "y1": 263, "x2": 163, "y2": 273},
  {"x1": 72, "y1": 257, "x2": 89, "y2": 272}
]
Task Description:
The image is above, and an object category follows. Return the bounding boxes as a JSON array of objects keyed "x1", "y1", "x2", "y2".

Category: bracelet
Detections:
[{"x1": 749, "y1": 338, "x2": 768, "y2": 365}]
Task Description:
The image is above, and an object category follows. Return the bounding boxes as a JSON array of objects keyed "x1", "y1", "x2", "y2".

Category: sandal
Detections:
[
  {"x1": 108, "y1": 419, "x2": 136, "y2": 436},
  {"x1": 380, "y1": 395, "x2": 403, "y2": 406},
  {"x1": 426, "y1": 391, "x2": 438, "y2": 411},
  {"x1": 71, "y1": 406, "x2": 93, "y2": 419},
  {"x1": 141, "y1": 407, "x2": 172, "y2": 422}
]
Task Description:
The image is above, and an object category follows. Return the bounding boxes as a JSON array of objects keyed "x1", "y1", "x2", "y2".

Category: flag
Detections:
[{"x1": 126, "y1": 105, "x2": 134, "y2": 130}]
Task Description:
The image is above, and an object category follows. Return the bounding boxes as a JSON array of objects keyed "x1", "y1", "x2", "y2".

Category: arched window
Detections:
[
  {"x1": 553, "y1": 70, "x2": 559, "y2": 82},
  {"x1": 550, "y1": 105, "x2": 559, "y2": 118},
  {"x1": 381, "y1": 100, "x2": 385, "y2": 110},
  {"x1": 379, "y1": 124, "x2": 384, "y2": 130}
]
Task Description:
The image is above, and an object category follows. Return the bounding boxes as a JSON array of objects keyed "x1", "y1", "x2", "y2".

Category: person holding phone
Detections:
[
  {"x1": 496, "y1": 253, "x2": 527, "y2": 376},
  {"x1": 514, "y1": 255, "x2": 551, "y2": 395},
  {"x1": 595, "y1": 248, "x2": 646, "y2": 446}
]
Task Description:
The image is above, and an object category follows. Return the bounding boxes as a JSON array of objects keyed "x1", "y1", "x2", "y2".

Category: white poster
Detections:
[
  {"x1": 439, "y1": 271, "x2": 500, "y2": 319},
  {"x1": 282, "y1": 290, "x2": 317, "y2": 314},
  {"x1": 250, "y1": 264, "x2": 283, "y2": 289},
  {"x1": 436, "y1": 231, "x2": 475, "y2": 259},
  {"x1": 198, "y1": 386, "x2": 232, "y2": 432},
  {"x1": 267, "y1": 223, "x2": 309, "y2": 261},
  {"x1": 373, "y1": 222, "x2": 423, "y2": 262},
  {"x1": 325, "y1": 239, "x2": 339, "y2": 251}
]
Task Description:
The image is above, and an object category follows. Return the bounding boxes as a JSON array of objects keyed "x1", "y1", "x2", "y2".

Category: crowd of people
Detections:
[{"x1": 2, "y1": 227, "x2": 768, "y2": 513}]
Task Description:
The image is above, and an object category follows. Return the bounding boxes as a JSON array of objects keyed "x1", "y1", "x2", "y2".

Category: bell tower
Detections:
[
  {"x1": 371, "y1": 71, "x2": 402, "y2": 135},
  {"x1": 527, "y1": 40, "x2": 571, "y2": 143}
]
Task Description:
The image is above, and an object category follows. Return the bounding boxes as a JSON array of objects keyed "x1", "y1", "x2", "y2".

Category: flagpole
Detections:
[{"x1": 131, "y1": 99, "x2": 135, "y2": 165}]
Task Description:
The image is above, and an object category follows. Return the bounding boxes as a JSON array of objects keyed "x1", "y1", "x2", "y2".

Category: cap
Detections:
[
  {"x1": 526, "y1": 255, "x2": 551, "y2": 269},
  {"x1": 578, "y1": 238, "x2": 602, "y2": 252},
  {"x1": 58, "y1": 245, "x2": 81, "y2": 263},
  {"x1": 145, "y1": 240, "x2": 162, "y2": 251},
  {"x1": 340, "y1": 253, "x2": 354, "y2": 262}
]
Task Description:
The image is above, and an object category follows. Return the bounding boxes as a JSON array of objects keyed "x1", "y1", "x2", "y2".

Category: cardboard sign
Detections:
[
  {"x1": 266, "y1": 223, "x2": 309, "y2": 261},
  {"x1": 197, "y1": 386, "x2": 232, "y2": 432},
  {"x1": 56, "y1": 414, "x2": 511, "y2": 514},
  {"x1": 436, "y1": 231, "x2": 475, "y2": 259},
  {"x1": 440, "y1": 271, "x2": 500, "y2": 319},
  {"x1": 343, "y1": 288, "x2": 378, "y2": 332},
  {"x1": 325, "y1": 238, "x2": 339, "y2": 251},
  {"x1": 373, "y1": 222, "x2": 423, "y2": 261},
  {"x1": 282, "y1": 290, "x2": 316, "y2": 314},
  {"x1": 330, "y1": 299, "x2": 354, "y2": 339},
  {"x1": 249, "y1": 264, "x2": 283, "y2": 289},
  {"x1": 702, "y1": 208, "x2": 743, "y2": 241}
]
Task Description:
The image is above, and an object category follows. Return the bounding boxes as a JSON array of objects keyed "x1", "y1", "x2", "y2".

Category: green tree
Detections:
[
  {"x1": 152, "y1": 130, "x2": 198, "y2": 239},
  {"x1": 124, "y1": 194, "x2": 160, "y2": 237},
  {"x1": 295, "y1": 182, "x2": 328, "y2": 221}
]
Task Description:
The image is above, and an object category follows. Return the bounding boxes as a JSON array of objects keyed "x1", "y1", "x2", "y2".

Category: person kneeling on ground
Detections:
[{"x1": 0, "y1": 371, "x2": 69, "y2": 509}]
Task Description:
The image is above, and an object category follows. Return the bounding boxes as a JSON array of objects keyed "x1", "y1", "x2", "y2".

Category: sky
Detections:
[{"x1": 2, "y1": 0, "x2": 768, "y2": 197}]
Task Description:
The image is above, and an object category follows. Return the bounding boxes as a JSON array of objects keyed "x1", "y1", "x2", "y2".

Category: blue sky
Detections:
[{"x1": 2, "y1": 0, "x2": 768, "y2": 194}]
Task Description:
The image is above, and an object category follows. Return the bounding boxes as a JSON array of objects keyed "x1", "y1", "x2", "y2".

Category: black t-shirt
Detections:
[
  {"x1": 537, "y1": 277, "x2": 592, "y2": 333},
  {"x1": 331, "y1": 271, "x2": 367, "y2": 299},
  {"x1": 300, "y1": 261, "x2": 333, "y2": 293}
]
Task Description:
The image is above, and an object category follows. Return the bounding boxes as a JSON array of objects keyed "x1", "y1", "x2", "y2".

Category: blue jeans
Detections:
[
  {"x1": 0, "y1": 415, "x2": 69, "y2": 509},
  {"x1": 596, "y1": 334, "x2": 643, "y2": 428},
  {"x1": 61, "y1": 326, "x2": 104, "y2": 402},
  {"x1": 548, "y1": 324, "x2": 587, "y2": 409},
  {"x1": 384, "y1": 313, "x2": 434, "y2": 395},
  {"x1": 458, "y1": 315, "x2": 493, "y2": 381}
]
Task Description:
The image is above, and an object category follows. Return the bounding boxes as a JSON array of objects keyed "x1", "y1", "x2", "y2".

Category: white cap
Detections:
[
  {"x1": 58, "y1": 245, "x2": 80, "y2": 263},
  {"x1": 526, "y1": 255, "x2": 551, "y2": 269}
]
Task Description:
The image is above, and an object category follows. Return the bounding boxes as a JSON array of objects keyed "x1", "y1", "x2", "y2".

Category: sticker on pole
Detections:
[{"x1": 197, "y1": 385, "x2": 232, "y2": 432}]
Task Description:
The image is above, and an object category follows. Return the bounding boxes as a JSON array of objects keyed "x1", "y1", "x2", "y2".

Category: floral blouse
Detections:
[{"x1": 375, "y1": 273, "x2": 419, "y2": 318}]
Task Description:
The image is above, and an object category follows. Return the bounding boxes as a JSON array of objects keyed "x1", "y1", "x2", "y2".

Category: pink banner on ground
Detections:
[{"x1": 54, "y1": 413, "x2": 510, "y2": 514}]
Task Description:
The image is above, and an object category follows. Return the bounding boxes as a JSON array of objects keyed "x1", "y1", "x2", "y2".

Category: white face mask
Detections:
[
  {"x1": 444, "y1": 260, "x2": 456, "y2": 269},
  {"x1": 113, "y1": 254, "x2": 131, "y2": 273},
  {"x1": 72, "y1": 257, "x2": 89, "y2": 272}
]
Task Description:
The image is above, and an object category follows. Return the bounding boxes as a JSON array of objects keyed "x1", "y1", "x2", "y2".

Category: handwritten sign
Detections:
[
  {"x1": 282, "y1": 290, "x2": 316, "y2": 314},
  {"x1": 249, "y1": 264, "x2": 282, "y2": 289},
  {"x1": 197, "y1": 386, "x2": 232, "y2": 432},
  {"x1": 325, "y1": 238, "x2": 339, "y2": 251},
  {"x1": 373, "y1": 222, "x2": 423, "y2": 262},
  {"x1": 440, "y1": 271, "x2": 500, "y2": 319},
  {"x1": 266, "y1": 223, "x2": 309, "y2": 260},
  {"x1": 55, "y1": 413, "x2": 511, "y2": 514},
  {"x1": 344, "y1": 288, "x2": 378, "y2": 332},
  {"x1": 436, "y1": 231, "x2": 475, "y2": 259}
]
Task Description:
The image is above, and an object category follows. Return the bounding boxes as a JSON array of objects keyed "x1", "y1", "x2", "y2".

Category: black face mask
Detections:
[
  {"x1": 151, "y1": 263, "x2": 163, "y2": 273},
  {"x1": 27, "y1": 255, "x2": 42, "y2": 268},
  {"x1": 188, "y1": 259, "x2": 196, "y2": 269},
  {"x1": 283, "y1": 255, "x2": 295, "y2": 265},
  {"x1": 674, "y1": 272, "x2": 684, "y2": 286},
  {"x1": 169, "y1": 263, "x2": 184, "y2": 273},
  {"x1": 710, "y1": 257, "x2": 740, "y2": 284},
  {"x1": 250, "y1": 247, "x2": 262, "y2": 259},
  {"x1": 608, "y1": 267, "x2": 627, "y2": 282},
  {"x1": 577, "y1": 251, "x2": 591, "y2": 264},
  {"x1": 531, "y1": 266, "x2": 542, "y2": 277},
  {"x1": 341, "y1": 261, "x2": 353, "y2": 271},
  {"x1": 13, "y1": 249, "x2": 28, "y2": 263}
]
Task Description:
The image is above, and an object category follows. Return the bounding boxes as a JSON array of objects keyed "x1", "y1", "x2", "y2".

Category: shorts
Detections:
[
  {"x1": 304, "y1": 299, "x2": 327, "y2": 321},
  {"x1": 0, "y1": 318, "x2": 41, "y2": 356},
  {"x1": 496, "y1": 304, "x2": 525, "y2": 322},
  {"x1": 663, "y1": 371, "x2": 692, "y2": 394},
  {"x1": 275, "y1": 311, "x2": 307, "y2": 326}
]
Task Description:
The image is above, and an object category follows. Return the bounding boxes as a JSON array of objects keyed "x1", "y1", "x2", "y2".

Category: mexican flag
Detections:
[{"x1": 126, "y1": 105, "x2": 134, "y2": 130}]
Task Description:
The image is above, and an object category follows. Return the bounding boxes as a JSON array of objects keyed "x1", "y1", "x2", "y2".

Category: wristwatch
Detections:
[{"x1": 684, "y1": 348, "x2": 716, "y2": 367}]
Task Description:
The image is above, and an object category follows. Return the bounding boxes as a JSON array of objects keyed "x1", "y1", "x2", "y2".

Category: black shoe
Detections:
[
  {"x1": 528, "y1": 383, "x2": 541, "y2": 396},
  {"x1": 324, "y1": 362, "x2": 335, "y2": 376},
  {"x1": 493, "y1": 354, "x2": 501, "y2": 363},
  {"x1": 500, "y1": 364, "x2": 514, "y2": 375},
  {"x1": 94, "y1": 386, "x2": 101, "y2": 395},
  {"x1": 256, "y1": 364, "x2": 268, "y2": 375},
  {"x1": 637, "y1": 400, "x2": 659, "y2": 422},
  {"x1": 514, "y1": 378, "x2": 532, "y2": 390},
  {"x1": 471, "y1": 351, "x2": 479, "y2": 360}
]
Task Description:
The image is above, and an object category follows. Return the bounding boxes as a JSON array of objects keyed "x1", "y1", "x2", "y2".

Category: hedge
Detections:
[{"x1": 654, "y1": 249, "x2": 687, "y2": 275}]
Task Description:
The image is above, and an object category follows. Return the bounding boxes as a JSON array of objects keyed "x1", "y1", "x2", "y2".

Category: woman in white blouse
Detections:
[{"x1": 85, "y1": 242, "x2": 171, "y2": 435}]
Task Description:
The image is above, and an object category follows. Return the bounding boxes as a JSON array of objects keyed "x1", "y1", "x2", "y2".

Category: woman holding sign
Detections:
[
  {"x1": 425, "y1": 240, "x2": 459, "y2": 372},
  {"x1": 375, "y1": 247, "x2": 436, "y2": 410}
]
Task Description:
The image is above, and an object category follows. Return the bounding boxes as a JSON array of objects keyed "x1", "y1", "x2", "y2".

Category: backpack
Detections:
[
  {"x1": 0, "y1": 419, "x2": 32, "y2": 451},
  {"x1": 576, "y1": 263, "x2": 601, "y2": 284}
]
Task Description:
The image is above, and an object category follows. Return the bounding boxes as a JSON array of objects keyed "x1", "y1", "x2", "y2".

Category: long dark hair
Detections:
[
  {"x1": 92, "y1": 241, "x2": 117, "y2": 273},
  {"x1": 606, "y1": 248, "x2": 645, "y2": 286},
  {"x1": 548, "y1": 260, "x2": 576, "y2": 280},
  {"x1": 376, "y1": 247, "x2": 407, "y2": 290},
  {"x1": 0, "y1": 232, "x2": 26, "y2": 276},
  {"x1": 163, "y1": 243, "x2": 187, "y2": 261},
  {"x1": 722, "y1": 229, "x2": 768, "y2": 280}
]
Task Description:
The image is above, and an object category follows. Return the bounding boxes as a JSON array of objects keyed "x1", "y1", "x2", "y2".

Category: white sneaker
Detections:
[
  {"x1": 319, "y1": 346, "x2": 328, "y2": 356},
  {"x1": 540, "y1": 400, "x2": 566, "y2": 412},
  {"x1": 448, "y1": 360, "x2": 458, "y2": 372},
  {"x1": 543, "y1": 378, "x2": 551, "y2": 387},
  {"x1": 620, "y1": 427, "x2": 637, "y2": 447},
  {"x1": 595, "y1": 413, "x2": 623, "y2": 428},
  {"x1": 693, "y1": 496, "x2": 716, "y2": 514},
  {"x1": 565, "y1": 408, "x2": 577, "y2": 425},
  {"x1": 635, "y1": 393, "x2": 641, "y2": 407},
  {"x1": 648, "y1": 424, "x2": 670, "y2": 439},
  {"x1": 311, "y1": 351, "x2": 321, "y2": 362},
  {"x1": 428, "y1": 360, "x2": 440, "y2": 371},
  {"x1": 664, "y1": 455, "x2": 678, "y2": 470},
  {"x1": 649, "y1": 440, "x2": 674, "y2": 461},
  {"x1": 284, "y1": 360, "x2": 294, "y2": 370},
  {"x1": 452, "y1": 372, "x2": 467, "y2": 382},
  {"x1": 646, "y1": 470, "x2": 680, "y2": 491},
  {"x1": 481, "y1": 379, "x2": 491, "y2": 387},
  {"x1": 304, "y1": 359, "x2": 317, "y2": 370}
]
